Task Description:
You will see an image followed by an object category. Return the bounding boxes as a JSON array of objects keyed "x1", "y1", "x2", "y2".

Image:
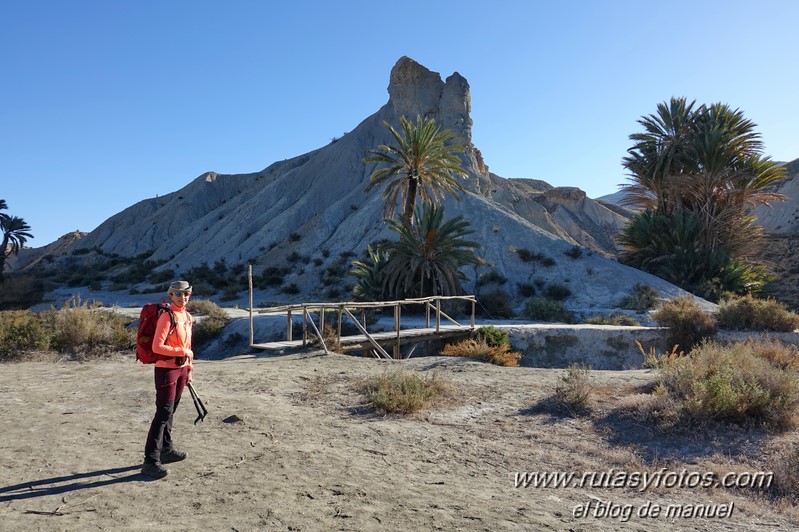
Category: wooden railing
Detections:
[{"x1": 248, "y1": 278, "x2": 475, "y2": 359}]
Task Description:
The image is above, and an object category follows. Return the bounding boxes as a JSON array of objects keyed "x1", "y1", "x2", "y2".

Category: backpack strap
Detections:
[{"x1": 159, "y1": 304, "x2": 178, "y2": 337}]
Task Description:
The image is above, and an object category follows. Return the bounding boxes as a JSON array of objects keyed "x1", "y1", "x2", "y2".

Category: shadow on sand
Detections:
[{"x1": 0, "y1": 465, "x2": 150, "y2": 504}]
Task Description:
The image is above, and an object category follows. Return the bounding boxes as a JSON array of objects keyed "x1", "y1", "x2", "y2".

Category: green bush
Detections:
[
  {"x1": 523, "y1": 297, "x2": 573, "y2": 323},
  {"x1": 544, "y1": 284, "x2": 572, "y2": 301},
  {"x1": 564, "y1": 245, "x2": 583, "y2": 259},
  {"x1": 0, "y1": 310, "x2": 50, "y2": 357},
  {"x1": 476, "y1": 325, "x2": 510, "y2": 349},
  {"x1": 620, "y1": 283, "x2": 659, "y2": 312},
  {"x1": 717, "y1": 294, "x2": 799, "y2": 332},
  {"x1": 660, "y1": 340, "x2": 799, "y2": 430},
  {"x1": 517, "y1": 282, "x2": 535, "y2": 298},
  {"x1": 652, "y1": 296, "x2": 717, "y2": 351},
  {"x1": 476, "y1": 290, "x2": 515, "y2": 318},
  {"x1": 477, "y1": 271, "x2": 507, "y2": 286}
]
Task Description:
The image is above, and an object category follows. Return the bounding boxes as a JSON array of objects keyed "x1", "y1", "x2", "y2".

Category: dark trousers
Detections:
[{"x1": 144, "y1": 366, "x2": 188, "y2": 464}]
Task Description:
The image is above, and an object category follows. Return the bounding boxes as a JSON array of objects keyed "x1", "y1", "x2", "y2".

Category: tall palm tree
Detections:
[
  {"x1": 1, "y1": 215, "x2": 33, "y2": 282},
  {"x1": 618, "y1": 97, "x2": 786, "y2": 298},
  {"x1": 364, "y1": 115, "x2": 468, "y2": 227},
  {"x1": 380, "y1": 203, "x2": 480, "y2": 298}
]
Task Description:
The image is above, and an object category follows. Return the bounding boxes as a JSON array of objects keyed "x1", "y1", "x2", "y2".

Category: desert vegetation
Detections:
[
  {"x1": 618, "y1": 97, "x2": 787, "y2": 301},
  {"x1": 0, "y1": 296, "x2": 228, "y2": 361},
  {"x1": 441, "y1": 326, "x2": 521, "y2": 366},
  {"x1": 0, "y1": 199, "x2": 33, "y2": 283},
  {"x1": 362, "y1": 368, "x2": 453, "y2": 414}
]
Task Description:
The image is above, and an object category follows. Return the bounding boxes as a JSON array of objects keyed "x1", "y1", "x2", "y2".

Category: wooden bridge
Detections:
[{"x1": 247, "y1": 295, "x2": 477, "y2": 360}]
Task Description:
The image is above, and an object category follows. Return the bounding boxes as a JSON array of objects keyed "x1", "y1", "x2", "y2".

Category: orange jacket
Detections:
[{"x1": 152, "y1": 304, "x2": 193, "y2": 369}]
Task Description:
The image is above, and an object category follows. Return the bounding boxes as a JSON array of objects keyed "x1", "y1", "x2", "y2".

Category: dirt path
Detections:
[{"x1": 0, "y1": 353, "x2": 795, "y2": 531}]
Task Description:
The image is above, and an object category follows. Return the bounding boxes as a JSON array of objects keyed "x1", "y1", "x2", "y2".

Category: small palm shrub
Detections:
[
  {"x1": 364, "y1": 370, "x2": 452, "y2": 414},
  {"x1": 652, "y1": 296, "x2": 716, "y2": 351},
  {"x1": 523, "y1": 297, "x2": 573, "y2": 323},
  {"x1": 717, "y1": 294, "x2": 799, "y2": 332},
  {"x1": 441, "y1": 338, "x2": 521, "y2": 367},
  {"x1": 659, "y1": 340, "x2": 799, "y2": 430}
]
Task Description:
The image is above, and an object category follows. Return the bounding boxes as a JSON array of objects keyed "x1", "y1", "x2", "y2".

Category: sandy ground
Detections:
[{"x1": 0, "y1": 352, "x2": 797, "y2": 531}]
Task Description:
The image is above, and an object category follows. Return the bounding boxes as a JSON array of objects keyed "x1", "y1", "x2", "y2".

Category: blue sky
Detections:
[{"x1": 2, "y1": 0, "x2": 797, "y2": 247}]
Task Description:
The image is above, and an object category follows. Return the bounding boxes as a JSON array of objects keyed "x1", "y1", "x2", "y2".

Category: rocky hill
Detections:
[{"x1": 13, "y1": 57, "x2": 691, "y2": 314}]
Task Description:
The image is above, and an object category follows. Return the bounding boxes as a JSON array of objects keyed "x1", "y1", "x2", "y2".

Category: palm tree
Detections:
[
  {"x1": 364, "y1": 115, "x2": 468, "y2": 227},
  {"x1": 618, "y1": 98, "x2": 786, "y2": 298},
  {"x1": 1, "y1": 214, "x2": 33, "y2": 282},
  {"x1": 350, "y1": 244, "x2": 390, "y2": 301},
  {"x1": 380, "y1": 203, "x2": 480, "y2": 298}
]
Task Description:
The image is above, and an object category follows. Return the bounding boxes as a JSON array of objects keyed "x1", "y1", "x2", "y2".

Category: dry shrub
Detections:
[
  {"x1": 364, "y1": 369, "x2": 452, "y2": 415},
  {"x1": 441, "y1": 338, "x2": 521, "y2": 367},
  {"x1": 767, "y1": 444, "x2": 799, "y2": 503},
  {"x1": 717, "y1": 294, "x2": 799, "y2": 332},
  {"x1": 554, "y1": 363, "x2": 593, "y2": 414},
  {"x1": 307, "y1": 323, "x2": 341, "y2": 352},
  {"x1": 187, "y1": 298, "x2": 228, "y2": 349},
  {"x1": 43, "y1": 300, "x2": 134, "y2": 354},
  {"x1": 661, "y1": 340, "x2": 799, "y2": 430},
  {"x1": 638, "y1": 341, "x2": 685, "y2": 370},
  {"x1": 652, "y1": 296, "x2": 717, "y2": 351}
]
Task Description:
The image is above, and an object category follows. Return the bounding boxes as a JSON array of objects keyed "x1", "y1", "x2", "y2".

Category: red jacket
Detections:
[{"x1": 152, "y1": 304, "x2": 192, "y2": 369}]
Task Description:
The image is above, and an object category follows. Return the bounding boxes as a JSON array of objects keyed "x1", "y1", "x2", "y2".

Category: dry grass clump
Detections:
[
  {"x1": 442, "y1": 326, "x2": 511, "y2": 364},
  {"x1": 363, "y1": 369, "x2": 453, "y2": 415},
  {"x1": 652, "y1": 295, "x2": 717, "y2": 351},
  {"x1": 658, "y1": 340, "x2": 799, "y2": 430},
  {"x1": 717, "y1": 294, "x2": 799, "y2": 332},
  {"x1": 638, "y1": 341, "x2": 685, "y2": 370},
  {"x1": 554, "y1": 363, "x2": 593, "y2": 414},
  {"x1": 441, "y1": 338, "x2": 521, "y2": 366}
]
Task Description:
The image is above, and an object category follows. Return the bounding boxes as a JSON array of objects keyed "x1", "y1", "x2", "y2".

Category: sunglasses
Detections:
[{"x1": 171, "y1": 290, "x2": 192, "y2": 297}]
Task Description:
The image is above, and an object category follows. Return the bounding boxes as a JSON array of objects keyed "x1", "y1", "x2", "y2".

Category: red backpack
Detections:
[{"x1": 136, "y1": 303, "x2": 177, "y2": 364}]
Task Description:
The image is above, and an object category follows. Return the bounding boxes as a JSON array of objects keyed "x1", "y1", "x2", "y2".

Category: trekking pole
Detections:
[{"x1": 187, "y1": 383, "x2": 208, "y2": 425}]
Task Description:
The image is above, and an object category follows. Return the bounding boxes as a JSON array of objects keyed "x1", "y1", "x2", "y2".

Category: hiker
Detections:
[{"x1": 142, "y1": 280, "x2": 194, "y2": 479}]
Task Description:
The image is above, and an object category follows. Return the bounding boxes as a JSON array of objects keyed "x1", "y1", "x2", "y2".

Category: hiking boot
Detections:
[
  {"x1": 161, "y1": 449, "x2": 187, "y2": 464},
  {"x1": 141, "y1": 461, "x2": 169, "y2": 479}
]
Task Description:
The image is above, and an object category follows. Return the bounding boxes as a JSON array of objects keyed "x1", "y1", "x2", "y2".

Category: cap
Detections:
[{"x1": 168, "y1": 280, "x2": 192, "y2": 293}]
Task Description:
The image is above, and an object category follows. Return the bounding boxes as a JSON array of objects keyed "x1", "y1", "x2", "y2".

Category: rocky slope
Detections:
[{"x1": 14, "y1": 57, "x2": 688, "y2": 313}]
